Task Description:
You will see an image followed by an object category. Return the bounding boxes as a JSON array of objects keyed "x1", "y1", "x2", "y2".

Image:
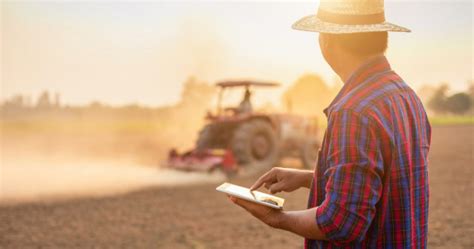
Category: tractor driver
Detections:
[{"x1": 238, "y1": 88, "x2": 253, "y2": 114}]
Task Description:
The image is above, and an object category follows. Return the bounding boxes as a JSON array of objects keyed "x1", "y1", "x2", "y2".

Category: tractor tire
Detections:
[
  {"x1": 231, "y1": 119, "x2": 279, "y2": 168},
  {"x1": 300, "y1": 138, "x2": 320, "y2": 169}
]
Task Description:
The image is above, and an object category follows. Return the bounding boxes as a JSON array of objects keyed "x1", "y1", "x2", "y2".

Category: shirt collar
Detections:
[{"x1": 323, "y1": 55, "x2": 391, "y2": 117}]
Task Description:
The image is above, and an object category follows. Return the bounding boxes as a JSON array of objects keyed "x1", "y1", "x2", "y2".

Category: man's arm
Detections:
[
  {"x1": 278, "y1": 208, "x2": 327, "y2": 240},
  {"x1": 312, "y1": 110, "x2": 383, "y2": 244}
]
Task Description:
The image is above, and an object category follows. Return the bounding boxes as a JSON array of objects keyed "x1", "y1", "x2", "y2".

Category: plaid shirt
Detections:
[{"x1": 306, "y1": 56, "x2": 431, "y2": 249}]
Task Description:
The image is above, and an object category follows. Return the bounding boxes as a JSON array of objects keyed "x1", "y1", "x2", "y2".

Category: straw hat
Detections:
[{"x1": 292, "y1": 0, "x2": 410, "y2": 33}]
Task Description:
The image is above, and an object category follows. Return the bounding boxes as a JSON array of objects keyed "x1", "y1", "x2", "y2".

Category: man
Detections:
[
  {"x1": 229, "y1": 0, "x2": 431, "y2": 248},
  {"x1": 238, "y1": 88, "x2": 253, "y2": 114}
]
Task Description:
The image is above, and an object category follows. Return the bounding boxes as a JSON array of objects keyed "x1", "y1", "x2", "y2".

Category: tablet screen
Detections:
[{"x1": 216, "y1": 182, "x2": 285, "y2": 209}]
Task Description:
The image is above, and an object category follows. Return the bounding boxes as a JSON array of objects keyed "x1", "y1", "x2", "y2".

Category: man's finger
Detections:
[
  {"x1": 264, "y1": 181, "x2": 273, "y2": 190},
  {"x1": 250, "y1": 169, "x2": 277, "y2": 191},
  {"x1": 269, "y1": 181, "x2": 286, "y2": 194}
]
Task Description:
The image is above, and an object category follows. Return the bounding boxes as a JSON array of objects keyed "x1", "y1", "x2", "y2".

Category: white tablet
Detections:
[{"x1": 216, "y1": 182, "x2": 285, "y2": 209}]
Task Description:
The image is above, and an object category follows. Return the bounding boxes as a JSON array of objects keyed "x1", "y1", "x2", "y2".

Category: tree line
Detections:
[
  {"x1": 1, "y1": 77, "x2": 473, "y2": 118},
  {"x1": 419, "y1": 81, "x2": 474, "y2": 115}
]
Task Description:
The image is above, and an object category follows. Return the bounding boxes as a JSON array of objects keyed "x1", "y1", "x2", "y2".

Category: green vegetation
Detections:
[{"x1": 428, "y1": 115, "x2": 474, "y2": 126}]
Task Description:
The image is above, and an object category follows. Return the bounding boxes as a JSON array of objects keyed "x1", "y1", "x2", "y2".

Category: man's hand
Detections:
[
  {"x1": 250, "y1": 167, "x2": 313, "y2": 194},
  {"x1": 228, "y1": 196, "x2": 283, "y2": 228}
]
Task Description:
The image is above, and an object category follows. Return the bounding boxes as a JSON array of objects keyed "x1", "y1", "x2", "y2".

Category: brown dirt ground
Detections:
[{"x1": 0, "y1": 126, "x2": 473, "y2": 249}]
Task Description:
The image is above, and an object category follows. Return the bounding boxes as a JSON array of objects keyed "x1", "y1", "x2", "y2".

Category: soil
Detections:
[{"x1": 0, "y1": 126, "x2": 472, "y2": 249}]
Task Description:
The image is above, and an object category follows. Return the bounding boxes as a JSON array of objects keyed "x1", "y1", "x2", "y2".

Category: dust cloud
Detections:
[
  {"x1": 0, "y1": 157, "x2": 225, "y2": 205},
  {"x1": 0, "y1": 72, "x2": 222, "y2": 206}
]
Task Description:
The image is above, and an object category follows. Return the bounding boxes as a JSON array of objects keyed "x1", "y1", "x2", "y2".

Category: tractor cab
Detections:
[{"x1": 206, "y1": 81, "x2": 280, "y2": 121}]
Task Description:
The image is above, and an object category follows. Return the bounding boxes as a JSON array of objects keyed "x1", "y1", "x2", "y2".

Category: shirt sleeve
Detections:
[{"x1": 316, "y1": 109, "x2": 384, "y2": 244}]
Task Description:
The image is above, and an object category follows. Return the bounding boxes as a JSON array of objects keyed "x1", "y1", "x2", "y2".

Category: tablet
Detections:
[{"x1": 216, "y1": 182, "x2": 285, "y2": 209}]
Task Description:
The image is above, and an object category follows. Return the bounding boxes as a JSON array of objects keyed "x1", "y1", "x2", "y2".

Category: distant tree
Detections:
[
  {"x1": 427, "y1": 84, "x2": 449, "y2": 114},
  {"x1": 174, "y1": 76, "x2": 216, "y2": 128},
  {"x1": 1, "y1": 95, "x2": 27, "y2": 114},
  {"x1": 468, "y1": 80, "x2": 474, "y2": 97},
  {"x1": 468, "y1": 80, "x2": 474, "y2": 112},
  {"x1": 88, "y1": 101, "x2": 105, "y2": 109},
  {"x1": 178, "y1": 76, "x2": 215, "y2": 110},
  {"x1": 54, "y1": 93, "x2": 61, "y2": 107},
  {"x1": 417, "y1": 84, "x2": 438, "y2": 106},
  {"x1": 36, "y1": 91, "x2": 52, "y2": 109},
  {"x1": 7, "y1": 95, "x2": 25, "y2": 108},
  {"x1": 282, "y1": 74, "x2": 339, "y2": 116},
  {"x1": 445, "y1": 93, "x2": 471, "y2": 114},
  {"x1": 159, "y1": 76, "x2": 217, "y2": 148},
  {"x1": 427, "y1": 83, "x2": 473, "y2": 115}
]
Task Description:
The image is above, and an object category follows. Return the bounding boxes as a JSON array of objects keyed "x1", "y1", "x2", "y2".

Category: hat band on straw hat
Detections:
[{"x1": 317, "y1": 9, "x2": 386, "y2": 25}]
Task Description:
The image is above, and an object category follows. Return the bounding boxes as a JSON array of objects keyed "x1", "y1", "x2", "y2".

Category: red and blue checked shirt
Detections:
[{"x1": 306, "y1": 56, "x2": 431, "y2": 249}]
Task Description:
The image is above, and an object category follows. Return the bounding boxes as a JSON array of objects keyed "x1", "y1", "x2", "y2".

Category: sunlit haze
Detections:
[{"x1": 1, "y1": 0, "x2": 472, "y2": 106}]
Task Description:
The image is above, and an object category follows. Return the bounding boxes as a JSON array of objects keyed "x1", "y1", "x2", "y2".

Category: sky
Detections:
[{"x1": 1, "y1": 0, "x2": 472, "y2": 107}]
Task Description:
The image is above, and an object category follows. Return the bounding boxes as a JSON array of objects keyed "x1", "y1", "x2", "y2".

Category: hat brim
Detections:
[{"x1": 292, "y1": 14, "x2": 411, "y2": 33}]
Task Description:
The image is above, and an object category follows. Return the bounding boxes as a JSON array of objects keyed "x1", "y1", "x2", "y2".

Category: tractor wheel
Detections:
[
  {"x1": 300, "y1": 139, "x2": 320, "y2": 169},
  {"x1": 231, "y1": 119, "x2": 279, "y2": 168}
]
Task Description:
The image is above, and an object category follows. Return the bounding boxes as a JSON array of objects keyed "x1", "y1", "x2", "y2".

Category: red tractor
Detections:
[{"x1": 168, "y1": 81, "x2": 320, "y2": 174}]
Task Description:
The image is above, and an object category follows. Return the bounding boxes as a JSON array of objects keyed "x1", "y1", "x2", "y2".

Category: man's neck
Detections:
[{"x1": 336, "y1": 54, "x2": 384, "y2": 83}]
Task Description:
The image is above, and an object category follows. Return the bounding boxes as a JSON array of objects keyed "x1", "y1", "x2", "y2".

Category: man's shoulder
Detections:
[
  {"x1": 335, "y1": 72, "x2": 413, "y2": 110},
  {"x1": 331, "y1": 71, "x2": 416, "y2": 120}
]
